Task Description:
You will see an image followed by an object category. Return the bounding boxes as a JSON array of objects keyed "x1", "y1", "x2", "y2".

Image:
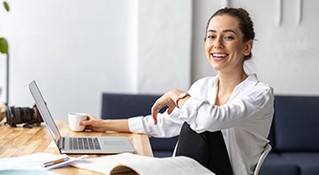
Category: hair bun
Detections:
[{"x1": 238, "y1": 8, "x2": 250, "y2": 17}]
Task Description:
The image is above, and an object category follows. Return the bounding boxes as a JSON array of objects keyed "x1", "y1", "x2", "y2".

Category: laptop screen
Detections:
[{"x1": 29, "y1": 80, "x2": 61, "y2": 144}]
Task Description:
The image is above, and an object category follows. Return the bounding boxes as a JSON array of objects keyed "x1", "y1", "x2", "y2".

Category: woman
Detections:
[{"x1": 81, "y1": 7, "x2": 274, "y2": 175}]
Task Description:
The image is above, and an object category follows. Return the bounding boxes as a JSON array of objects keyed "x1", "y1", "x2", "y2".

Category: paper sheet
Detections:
[{"x1": 0, "y1": 153, "x2": 87, "y2": 170}]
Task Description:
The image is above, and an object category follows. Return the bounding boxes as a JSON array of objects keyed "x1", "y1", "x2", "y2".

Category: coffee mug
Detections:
[{"x1": 68, "y1": 113, "x2": 88, "y2": 131}]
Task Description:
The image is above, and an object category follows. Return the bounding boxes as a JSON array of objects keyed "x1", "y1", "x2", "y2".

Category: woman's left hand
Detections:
[{"x1": 151, "y1": 90, "x2": 184, "y2": 125}]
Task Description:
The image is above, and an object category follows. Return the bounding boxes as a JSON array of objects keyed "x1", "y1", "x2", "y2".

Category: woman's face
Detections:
[{"x1": 205, "y1": 15, "x2": 252, "y2": 73}]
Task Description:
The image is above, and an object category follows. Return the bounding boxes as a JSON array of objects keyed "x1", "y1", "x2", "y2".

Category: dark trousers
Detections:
[{"x1": 175, "y1": 122, "x2": 233, "y2": 175}]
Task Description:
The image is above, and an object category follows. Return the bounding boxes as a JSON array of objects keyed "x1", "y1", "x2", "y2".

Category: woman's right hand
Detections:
[
  {"x1": 79, "y1": 115, "x2": 108, "y2": 132},
  {"x1": 79, "y1": 115, "x2": 131, "y2": 133}
]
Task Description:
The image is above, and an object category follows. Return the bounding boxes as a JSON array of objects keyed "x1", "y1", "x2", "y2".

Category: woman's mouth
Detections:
[{"x1": 211, "y1": 53, "x2": 228, "y2": 61}]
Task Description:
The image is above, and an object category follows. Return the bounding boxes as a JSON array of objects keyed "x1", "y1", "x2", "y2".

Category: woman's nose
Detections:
[{"x1": 213, "y1": 37, "x2": 224, "y2": 49}]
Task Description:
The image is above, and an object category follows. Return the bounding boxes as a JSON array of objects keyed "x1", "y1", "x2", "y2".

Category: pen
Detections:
[{"x1": 42, "y1": 157, "x2": 70, "y2": 168}]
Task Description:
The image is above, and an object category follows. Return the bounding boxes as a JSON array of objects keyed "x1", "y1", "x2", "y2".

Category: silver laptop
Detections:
[{"x1": 28, "y1": 80, "x2": 135, "y2": 154}]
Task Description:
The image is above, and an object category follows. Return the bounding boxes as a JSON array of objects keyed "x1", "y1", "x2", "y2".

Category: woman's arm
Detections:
[
  {"x1": 180, "y1": 88, "x2": 274, "y2": 133},
  {"x1": 79, "y1": 115, "x2": 131, "y2": 132},
  {"x1": 152, "y1": 80, "x2": 274, "y2": 133},
  {"x1": 151, "y1": 90, "x2": 190, "y2": 125}
]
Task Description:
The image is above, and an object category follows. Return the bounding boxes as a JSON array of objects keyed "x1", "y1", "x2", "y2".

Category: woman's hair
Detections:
[{"x1": 205, "y1": 7, "x2": 255, "y2": 60}]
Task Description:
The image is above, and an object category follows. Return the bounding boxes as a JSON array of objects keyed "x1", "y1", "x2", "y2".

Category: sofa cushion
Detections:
[
  {"x1": 259, "y1": 153, "x2": 299, "y2": 175},
  {"x1": 274, "y1": 96, "x2": 319, "y2": 152},
  {"x1": 153, "y1": 151, "x2": 175, "y2": 158},
  {"x1": 101, "y1": 93, "x2": 163, "y2": 119},
  {"x1": 150, "y1": 137, "x2": 178, "y2": 151},
  {"x1": 281, "y1": 153, "x2": 319, "y2": 175}
]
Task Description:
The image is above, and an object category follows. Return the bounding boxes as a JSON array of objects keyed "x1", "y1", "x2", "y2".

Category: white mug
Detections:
[{"x1": 68, "y1": 113, "x2": 88, "y2": 131}]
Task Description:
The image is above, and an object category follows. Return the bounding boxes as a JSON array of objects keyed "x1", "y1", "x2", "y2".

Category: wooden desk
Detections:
[{"x1": 0, "y1": 120, "x2": 153, "y2": 174}]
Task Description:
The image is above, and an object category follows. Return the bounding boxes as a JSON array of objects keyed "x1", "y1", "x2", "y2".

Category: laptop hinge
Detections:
[{"x1": 57, "y1": 137, "x2": 65, "y2": 151}]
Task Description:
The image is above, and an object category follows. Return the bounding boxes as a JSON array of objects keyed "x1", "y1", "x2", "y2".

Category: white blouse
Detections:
[{"x1": 128, "y1": 74, "x2": 274, "y2": 175}]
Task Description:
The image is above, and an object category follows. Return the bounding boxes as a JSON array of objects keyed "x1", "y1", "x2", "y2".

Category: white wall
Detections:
[
  {"x1": 1, "y1": 0, "x2": 319, "y2": 121},
  {"x1": 1, "y1": 0, "x2": 138, "y2": 120},
  {"x1": 137, "y1": 0, "x2": 192, "y2": 94}
]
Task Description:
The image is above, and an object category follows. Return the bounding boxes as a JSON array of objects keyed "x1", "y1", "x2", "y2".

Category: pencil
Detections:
[{"x1": 42, "y1": 157, "x2": 70, "y2": 168}]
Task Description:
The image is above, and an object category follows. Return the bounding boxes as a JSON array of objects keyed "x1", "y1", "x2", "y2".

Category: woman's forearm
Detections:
[{"x1": 105, "y1": 119, "x2": 131, "y2": 133}]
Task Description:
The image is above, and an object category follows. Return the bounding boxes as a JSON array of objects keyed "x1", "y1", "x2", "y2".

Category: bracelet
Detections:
[{"x1": 176, "y1": 92, "x2": 190, "y2": 109}]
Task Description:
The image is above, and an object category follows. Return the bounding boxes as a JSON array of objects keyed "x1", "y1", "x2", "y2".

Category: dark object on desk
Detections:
[
  {"x1": 260, "y1": 95, "x2": 319, "y2": 175},
  {"x1": 101, "y1": 93, "x2": 178, "y2": 157},
  {"x1": 2, "y1": 104, "x2": 43, "y2": 128}
]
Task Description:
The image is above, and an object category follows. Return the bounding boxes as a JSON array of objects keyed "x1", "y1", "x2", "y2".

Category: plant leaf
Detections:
[
  {"x1": 0, "y1": 38, "x2": 9, "y2": 54},
  {"x1": 3, "y1": 1, "x2": 9, "y2": 12}
]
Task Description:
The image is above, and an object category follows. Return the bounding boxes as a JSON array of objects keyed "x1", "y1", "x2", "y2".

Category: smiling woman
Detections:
[{"x1": 80, "y1": 7, "x2": 274, "y2": 175}]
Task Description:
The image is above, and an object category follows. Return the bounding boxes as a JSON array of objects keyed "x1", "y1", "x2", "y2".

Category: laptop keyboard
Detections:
[{"x1": 69, "y1": 137, "x2": 101, "y2": 150}]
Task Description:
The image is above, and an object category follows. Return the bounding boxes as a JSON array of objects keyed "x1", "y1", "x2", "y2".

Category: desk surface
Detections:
[{"x1": 0, "y1": 120, "x2": 153, "y2": 175}]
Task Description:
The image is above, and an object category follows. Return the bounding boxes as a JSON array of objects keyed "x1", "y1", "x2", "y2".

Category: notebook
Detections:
[{"x1": 28, "y1": 80, "x2": 135, "y2": 154}]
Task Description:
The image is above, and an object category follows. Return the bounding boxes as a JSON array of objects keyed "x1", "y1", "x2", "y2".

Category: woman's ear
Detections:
[{"x1": 244, "y1": 39, "x2": 253, "y2": 56}]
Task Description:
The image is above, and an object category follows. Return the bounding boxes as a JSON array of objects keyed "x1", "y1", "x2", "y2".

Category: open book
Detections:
[{"x1": 70, "y1": 153, "x2": 214, "y2": 175}]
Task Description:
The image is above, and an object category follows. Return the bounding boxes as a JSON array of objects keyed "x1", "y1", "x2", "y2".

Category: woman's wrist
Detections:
[
  {"x1": 176, "y1": 92, "x2": 191, "y2": 108},
  {"x1": 169, "y1": 90, "x2": 183, "y2": 102},
  {"x1": 169, "y1": 90, "x2": 190, "y2": 109}
]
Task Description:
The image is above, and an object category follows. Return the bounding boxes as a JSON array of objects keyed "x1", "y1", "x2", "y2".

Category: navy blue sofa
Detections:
[
  {"x1": 260, "y1": 96, "x2": 319, "y2": 175},
  {"x1": 101, "y1": 93, "x2": 319, "y2": 175}
]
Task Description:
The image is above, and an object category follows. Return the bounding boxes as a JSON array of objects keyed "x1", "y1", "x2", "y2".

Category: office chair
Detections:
[{"x1": 253, "y1": 143, "x2": 272, "y2": 175}]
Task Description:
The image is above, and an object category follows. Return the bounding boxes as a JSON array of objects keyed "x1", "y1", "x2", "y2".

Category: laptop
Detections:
[{"x1": 28, "y1": 80, "x2": 135, "y2": 154}]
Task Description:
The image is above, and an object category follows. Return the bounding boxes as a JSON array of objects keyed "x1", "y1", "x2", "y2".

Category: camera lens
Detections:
[
  {"x1": 20, "y1": 107, "x2": 33, "y2": 123},
  {"x1": 7, "y1": 106, "x2": 43, "y2": 127}
]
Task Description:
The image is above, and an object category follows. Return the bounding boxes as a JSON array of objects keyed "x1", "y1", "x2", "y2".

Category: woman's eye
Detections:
[
  {"x1": 207, "y1": 35, "x2": 215, "y2": 39},
  {"x1": 225, "y1": 36, "x2": 234, "y2": 40}
]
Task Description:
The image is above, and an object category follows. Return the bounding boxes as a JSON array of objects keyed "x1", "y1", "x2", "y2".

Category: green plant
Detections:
[
  {"x1": 1, "y1": 1, "x2": 9, "y2": 104},
  {"x1": 0, "y1": 1, "x2": 9, "y2": 54}
]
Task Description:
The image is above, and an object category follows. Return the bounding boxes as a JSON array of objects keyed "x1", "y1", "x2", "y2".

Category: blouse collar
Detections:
[{"x1": 212, "y1": 74, "x2": 259, "y2": 92}]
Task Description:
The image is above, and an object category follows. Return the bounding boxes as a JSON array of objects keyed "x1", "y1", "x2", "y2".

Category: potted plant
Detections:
[
  {"x1": 0, "y1": 1, "x2": 9, "y2": 55},
  {"x1": 0, "y1": 1, "x2": 9, "y2": 122}
]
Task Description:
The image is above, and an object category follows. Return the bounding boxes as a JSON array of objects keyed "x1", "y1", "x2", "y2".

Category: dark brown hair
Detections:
[{"x1": 205, "y1": 8, "x2": 255, "y2": 60}]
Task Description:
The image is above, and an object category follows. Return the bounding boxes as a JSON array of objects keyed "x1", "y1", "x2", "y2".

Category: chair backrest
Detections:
[{"x1": 253, "y1": 143, "x2": 272, "y2": 175}]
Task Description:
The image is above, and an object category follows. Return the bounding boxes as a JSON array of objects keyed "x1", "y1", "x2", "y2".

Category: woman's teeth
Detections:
[{"x1": 213, "y1": 53, "x2": 228, "y2": 58}]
